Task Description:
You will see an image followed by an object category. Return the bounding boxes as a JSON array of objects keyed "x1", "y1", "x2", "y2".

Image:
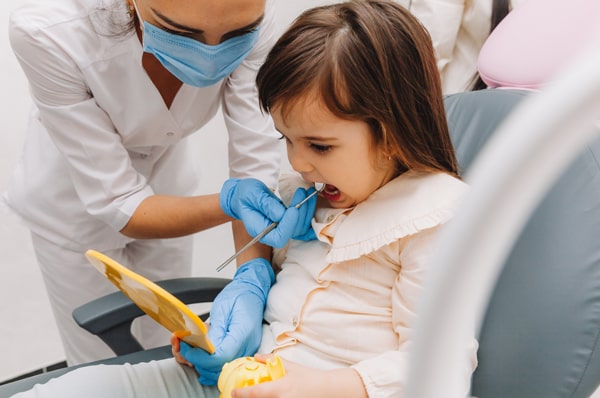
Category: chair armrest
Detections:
[{"x1": 72, "y1": 277, "x2": 231, "y2": 356}]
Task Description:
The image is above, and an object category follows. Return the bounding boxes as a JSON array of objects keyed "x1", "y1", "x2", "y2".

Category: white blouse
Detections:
[
  {"x1": 3, "y1": 0, "x2": 282, "y2": 251},
  {"x1": 260, "y1": 171, "x2": 478, "y2": 398}
]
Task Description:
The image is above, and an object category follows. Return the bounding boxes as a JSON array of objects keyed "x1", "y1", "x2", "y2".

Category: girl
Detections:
[{"x1": 12, "y1": 1, "x2": 477, "y2": 397}]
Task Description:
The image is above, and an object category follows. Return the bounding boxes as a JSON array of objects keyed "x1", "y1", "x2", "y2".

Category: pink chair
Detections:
[{"x1": 477, "y1": 0, "x2": 600, "y2": 90}]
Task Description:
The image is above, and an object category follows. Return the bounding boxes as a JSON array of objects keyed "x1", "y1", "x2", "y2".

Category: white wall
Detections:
[{"x1": 0, "y1": 0, "x2": 338, "y2": 382}]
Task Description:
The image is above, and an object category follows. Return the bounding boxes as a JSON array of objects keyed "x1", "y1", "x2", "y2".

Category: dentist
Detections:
[{"x1": 5, "y1": 0, "x2": 315, "y2": 376}]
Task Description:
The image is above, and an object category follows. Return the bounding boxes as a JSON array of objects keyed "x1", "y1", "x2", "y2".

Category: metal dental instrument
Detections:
[{"x1": 216, "y1": 183, "x2": 324, "y2": 272}]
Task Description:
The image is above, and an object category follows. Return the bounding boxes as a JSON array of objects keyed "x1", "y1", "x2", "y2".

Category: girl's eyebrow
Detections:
[{"x1": 151, "y1": 8, "x2": 264, "y2": 40}]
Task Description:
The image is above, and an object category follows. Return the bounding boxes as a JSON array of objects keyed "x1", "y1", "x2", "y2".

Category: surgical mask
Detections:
[{"x1": 131, "y1": 0, "x2": 260, "y2": 87}]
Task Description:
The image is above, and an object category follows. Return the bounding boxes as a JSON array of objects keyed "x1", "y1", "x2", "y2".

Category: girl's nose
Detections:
[{"x1": 288, "y1": 148, "x2": 313, "y2": 173}]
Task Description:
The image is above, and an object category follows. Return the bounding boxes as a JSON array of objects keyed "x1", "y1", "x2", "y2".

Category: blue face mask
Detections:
[{"x1": 132, "y1": 1, "x2": 260, "y2": 87}]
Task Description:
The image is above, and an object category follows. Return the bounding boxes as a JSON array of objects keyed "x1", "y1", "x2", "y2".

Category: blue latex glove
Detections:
[
  {"x1": 179, "y1": 258, "x2": 274, "y2": 385},
  {"x1": 220, "y1": 178, "x2": 317, "y2": 248}
]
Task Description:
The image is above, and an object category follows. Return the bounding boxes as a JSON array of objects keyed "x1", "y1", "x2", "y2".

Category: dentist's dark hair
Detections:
[{"x1": 90, "y1": 0, "x2": 136, "y2": 38}]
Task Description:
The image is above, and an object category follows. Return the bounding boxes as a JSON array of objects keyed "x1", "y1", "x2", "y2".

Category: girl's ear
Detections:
[{"x1": 375, "y1": 147, "x2": 395, "y2": 168}]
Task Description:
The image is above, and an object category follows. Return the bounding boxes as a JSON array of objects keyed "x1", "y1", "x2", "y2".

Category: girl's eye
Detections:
[
  {"x1": 277, "y1": 134, "x2": 290, "y2": 143},
  {"x1": 310, "y1": 143, "x2": 332, "y2": 153}
]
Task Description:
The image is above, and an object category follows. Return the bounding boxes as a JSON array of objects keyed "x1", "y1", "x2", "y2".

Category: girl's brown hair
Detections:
[{"x1": 256, "y1": 0, "x2": 459, "y2": 178}]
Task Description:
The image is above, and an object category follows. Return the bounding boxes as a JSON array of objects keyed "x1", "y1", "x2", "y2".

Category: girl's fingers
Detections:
[
  {"x1": 253, "y1": 353, "x2": 273, "y2": 363},
  {"x1": 170, "y1": 334, "x2": 193, "y2": 367}
]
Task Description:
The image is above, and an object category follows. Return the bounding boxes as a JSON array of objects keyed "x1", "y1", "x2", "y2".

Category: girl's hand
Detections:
[
  {"x1": 231, "y1": 354, "x2": 367, "y2": 398},
  {"x1": 170, "y1": 334, "x2": 193, "y2": 367},
  {"x1": 178, "y1": 258, "x2": 274, "y2": 386}
]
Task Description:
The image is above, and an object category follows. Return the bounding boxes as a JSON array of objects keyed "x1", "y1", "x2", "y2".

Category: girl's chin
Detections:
[
  {"x1": 322, "y1": 196, "x2": 354, "y2": 209},
  {"x1": 328, "y1": 201, "x2": 350, "y2": 209}
]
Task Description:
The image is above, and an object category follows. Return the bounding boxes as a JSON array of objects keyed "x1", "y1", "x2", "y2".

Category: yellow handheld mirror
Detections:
[{"x1": 85, "y1": 249, "x2": 214, "y2": 353}]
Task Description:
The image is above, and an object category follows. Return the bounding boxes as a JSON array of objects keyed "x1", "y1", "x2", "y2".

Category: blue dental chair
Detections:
[{"x1": 1, "y1": 88, "x2": 600, "y2": 397}]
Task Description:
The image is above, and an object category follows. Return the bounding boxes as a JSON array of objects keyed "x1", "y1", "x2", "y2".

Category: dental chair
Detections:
[
  {"x1": 457, "y1": 0, "x2": 600, "y2": 395},
  {"x1": 445, "y1": 89, "x2": 600, "y2": 397},
  {"x1": 2, "y1": 87, "x2": 600, "y2": 397}
]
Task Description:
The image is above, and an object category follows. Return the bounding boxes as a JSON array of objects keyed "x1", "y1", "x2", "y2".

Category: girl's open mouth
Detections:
[{"x1": 321, "y1": 184, "x2": 341, "y2": 201}]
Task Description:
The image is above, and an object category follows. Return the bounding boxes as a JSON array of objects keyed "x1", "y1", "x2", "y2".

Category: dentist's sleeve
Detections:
[
  {"x1": 222, "y1": 0, "x2": 283, "y2": 190},
  {"x1": 8, "y1": 12, "x2": 153, "y2": 232}
]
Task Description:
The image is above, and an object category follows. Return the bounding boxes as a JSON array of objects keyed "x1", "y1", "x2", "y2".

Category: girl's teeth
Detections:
[{"x1": 324, "y1": 185, "x2": 339, "y2": 195}]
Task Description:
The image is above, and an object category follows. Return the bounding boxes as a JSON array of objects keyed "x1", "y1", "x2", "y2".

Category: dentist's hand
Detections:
[
  {"x1": 220, "y1": 178, "x2": 317, "y2": 248},
  {"x1": 179, "y1": 258, "x2": 274, "y2": 385}
]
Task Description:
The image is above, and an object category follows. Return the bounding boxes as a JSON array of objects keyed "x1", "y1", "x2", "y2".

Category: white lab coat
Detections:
[
  {"x1": 4, "y1": 0, "x2": 281, "y2": 251},
  {"x1": 3, "y1": 0, "x2": 282, "y2": 364}
]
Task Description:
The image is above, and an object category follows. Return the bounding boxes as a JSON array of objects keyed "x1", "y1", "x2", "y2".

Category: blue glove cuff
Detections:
[
  {"x1": 234, "y1": 258, "x2": 275, "y2": 299},
  {"x1": 220, "y1": 178, "x2": 241, "y2": 219}
]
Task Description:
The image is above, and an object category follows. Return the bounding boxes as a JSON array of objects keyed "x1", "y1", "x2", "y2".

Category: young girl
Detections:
[{"x1": 12, "y1": 1, "x2": 477, "y2": 397}]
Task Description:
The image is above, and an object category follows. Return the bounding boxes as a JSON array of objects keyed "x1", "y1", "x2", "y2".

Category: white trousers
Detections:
[
  {"x1": 11, "y1": 358, "x2": 219, "y2": 398},
  {"x1": 30, "y1": 232, "x2": 194, "y2": 365}
]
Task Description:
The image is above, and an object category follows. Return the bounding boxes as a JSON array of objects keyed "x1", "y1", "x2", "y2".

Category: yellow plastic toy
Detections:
[{"x1": 218, "y1": 355, "x2": 286, "y2": 398}]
